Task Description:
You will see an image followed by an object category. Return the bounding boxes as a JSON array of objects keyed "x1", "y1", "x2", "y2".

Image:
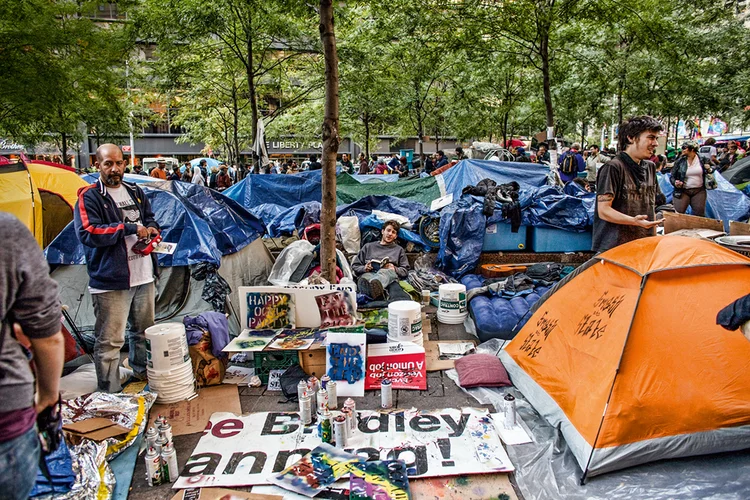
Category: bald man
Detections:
[{"x1": 74, "y1": 144, "x2": 160, "y2": 392}]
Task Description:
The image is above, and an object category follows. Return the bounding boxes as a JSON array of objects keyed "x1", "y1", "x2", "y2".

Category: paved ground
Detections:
[{"x1": 127, "y1": 310, "x2": 521, "y2": 499}]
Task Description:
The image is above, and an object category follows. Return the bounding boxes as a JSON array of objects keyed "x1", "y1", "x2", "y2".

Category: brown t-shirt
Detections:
[
  {"x1": 150, "y1": 167, "x2": 167, "y2": 180},
  {"x1": 592, "y1": 153, "x2": 661, "y2": 253}
]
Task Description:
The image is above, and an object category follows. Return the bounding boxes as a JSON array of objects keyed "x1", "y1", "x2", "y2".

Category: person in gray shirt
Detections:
[{"x1": 351, "y1": 220, "x2": 409, "y2": 300}]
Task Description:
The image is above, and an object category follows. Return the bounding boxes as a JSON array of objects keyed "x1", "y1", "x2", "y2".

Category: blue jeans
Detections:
[
  {"x1": 360, "y1": 268, "x2": 398, "y2": 288},
  {"x1": 0, "y1": 426, "x2": 40, "y2": 500},
  {"x1": 92, "y1": 282, "x2": 155, "y2": 392}
]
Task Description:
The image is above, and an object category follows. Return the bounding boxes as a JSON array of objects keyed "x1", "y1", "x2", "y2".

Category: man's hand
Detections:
[
  {"x1": 146, "y1": 226, "x2": 159, "y2": 238},
  {"x1": 364, "y1": 262, "x2": 373, "y2": 272},
  {"x1": 136, "y1": 225, "x2": 149, "y2": 239},
  {"x1": 633, "y1": 215, "x2": 661, "y2": 228},
  {"x1": 385, "y1": 263, "x2": 396, "y2": 271}
]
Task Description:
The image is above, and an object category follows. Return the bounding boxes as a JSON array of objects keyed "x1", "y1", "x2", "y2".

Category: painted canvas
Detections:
[
  {"x1": 349, "y1": 460, "x2": 411, "y2": 500},
  {"x1": 222, "y1": 329, "x2": 278, "y2": 352},
  {"x1": 267, "y1": 443, "x2": 361, "y2": 497},
  {"x1": 245, "y1": 292, "x2": 295, "y2": 329},
  {"x1": 268, "y1": 328, "x2": 317, "y2": 350},
  {"x1": 315, "y1": 291, "x2": 357, "y2": 328},
  {"x1": 326, "y1": 331, "x2": 366, "y2": 397}
]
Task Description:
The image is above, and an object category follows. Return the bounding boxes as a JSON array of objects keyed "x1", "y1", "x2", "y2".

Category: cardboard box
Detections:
[
  {"x1": 299, "y1": 348, "x2": 326, "y2": 377},
  {"x1": 63, "y1": 417, "x2": 130, "y2": 442}
]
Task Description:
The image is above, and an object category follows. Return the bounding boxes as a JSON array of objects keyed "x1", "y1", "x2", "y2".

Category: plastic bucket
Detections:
[
  {"x1": 387, "y1": 300, "x2": 423, "y2": 346},
  {"x1": 145, "y1": 323, "x2": 190, "y2": 371},
  {"x1": 437, "y1": 284, "x2": 468, "y2": 325}
]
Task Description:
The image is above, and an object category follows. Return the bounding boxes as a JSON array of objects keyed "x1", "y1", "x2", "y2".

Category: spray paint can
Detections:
[
  {"x1": 340, "y1": 407, "x2": 352, "y2": 440},
  {"x1": 299, "y1": 391, "x2": 312, "y2": 425},
  {"x1": 297, "y1": 379, "x2": 308, "y2": 401},
  {"x1": 155, "y1": 434, "x2": 168, "y2": 456},
  {"x1": 159, "y1": 420, "x2": 173, "y2": 446},
  {"x1": 320, "y1": 374, "x2": 331, "y2": 389},
  {"x1": 155, "y1": 415, "x2": 166, "y2": 429},
  {"x1": 381, "y1": 379, "x2": 393, "y2": 409},
  {"x1": 344, "y1": 398, "x2": 357, "y2": 432},
  {"x1": 161, "y1": 443, "x2": 179, "y2": 483},
  {"x1": 308, "y1": 377, "x2": 319, "y2": 411},
  {"x1": 145, "y1": 426, "x2": 159, "y2": 450},
  {"x1": 327, "y1": 380, "x2": 338, "y2": 409},
  {"x1": 333, "y1": 415, "x2": 347, "y2": 448},
  {"x1": 318, "y1": 409, "x2": 332, "y2": 444},
  {"x1": 144, "y1": 446, "x2": 162, "y2": 486},
  {"x1": 317, "y1": 388, "x2": 329, "y2": 415},
  {"x1": 503, "y1": 393, "x2": 517, "y2": 429}
]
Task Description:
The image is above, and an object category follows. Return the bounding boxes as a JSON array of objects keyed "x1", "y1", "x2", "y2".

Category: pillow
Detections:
[{"x1": 454, "y1": 353, "x2": 511, "y2": 388}]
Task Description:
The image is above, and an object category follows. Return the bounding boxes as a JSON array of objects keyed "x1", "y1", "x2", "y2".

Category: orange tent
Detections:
[{"x1": 500, "y1": 236, "x2": 750, "y2": 479}]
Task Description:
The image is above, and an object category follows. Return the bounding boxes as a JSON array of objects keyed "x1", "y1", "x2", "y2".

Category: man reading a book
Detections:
[{"x1": 351, "y1": 220, "x2": 410, "y2": 300}]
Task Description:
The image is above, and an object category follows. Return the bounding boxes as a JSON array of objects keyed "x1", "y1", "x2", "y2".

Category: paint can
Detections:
[
  {"x1": 144, "y1": 446, "x2": 162, "y2": 486},
  {"x1": 381, "y1": 379, "x2": 393, "y2": 409},
  {"x1": 145, "y1": 426, "x2": 158, "y2": 450},
  {"x1": 308, "y1": 376, "x2": 319, "y2": 410},
  {"x1": 155, "y1": 434, "x2": 168, "y2": 456},
  {"x1": 317, "y1": 388, "x2": 329, "y2": 415},
  {"x1": 340, "y1": 407, "x2": 352, "y2": 440},
  {"x1": 318, "y1": 409, "x2": 332, "y2": 444},
  {"x1": 159, "y1": 420, "x2": 173, "y2": 446},
  {"x1": 145, "y1": 323, "x2": 190, "y2": 371},
  {"x1": 161, "y1": 443, "x2": 179, "y2": 483},
  {"x1": 154, "y1": 415, "x2": 166, "y2": 428},
  {"x1": 387, "y1": 300, "x2": 423, "y2": 346},
  {"x1": 503, "y1": 393, "x2": 516, "y2": 429},
  {"x1": 299, "y1": 391, "x2": 312, "y2": 425},
  {"x1": 344, "y1": 398, "x2": 357, "y2": 432},
  {"x1": 437, "y1": 283, "x2": 468, "y2": 325},
  {"x1": 320, "y1": 374, "x2": 331, "y2": 389},
  {"x1": 333, "y1": 415, "x2": 347, "y2": 448},
  {"x1": 297, "y1": 379, "x2": 308, "y2": 401},
  {"x1": 327, "y1": 380, "x2": 338, "y2": 409}
]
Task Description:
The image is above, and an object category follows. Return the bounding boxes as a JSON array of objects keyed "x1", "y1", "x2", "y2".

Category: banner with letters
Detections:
[
  {"x1": 174, "y1": 408, "x2": 513, "y2": 489},
  {"x1": 365, "y1": 343, "x2": 426, "y2": 390}
]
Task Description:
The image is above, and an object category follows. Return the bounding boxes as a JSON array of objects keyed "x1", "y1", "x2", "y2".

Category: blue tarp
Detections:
[
  {"x1": 439, "y1": 159, "x2": 550, "y2": 200},
  {"x1": 267, "y1": 201, "x2": 322, "y2": 237},
  {"x1": 658, "y1": 172, "x2": 750, "y2": 230},
  {"x1": 437, "y1": 196, "x2": 486, "y2": 277},
  {"x1": 223, "y1": 170, "x2": 323, "y2": 209},
  {"x1": 45, "y1": 182, "x2": 265, "y2": 267},
  {"x1": 359, "y1": 214, "x2": 429, "y2": 251},
  {"x1": 522, "y1": 187, "x2": 595, "y2": 232},
  {"x1": 336, "y1": 195, "x2": 430, "y2": 224}
]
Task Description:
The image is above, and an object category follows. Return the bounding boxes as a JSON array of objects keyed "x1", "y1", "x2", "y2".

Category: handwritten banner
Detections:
[
  {"x1": 174, "y1": 408, "x2": 513, "y2": 489},
  {"x1": 365, "y1": 343, "x2": 426, "y2": 390}
]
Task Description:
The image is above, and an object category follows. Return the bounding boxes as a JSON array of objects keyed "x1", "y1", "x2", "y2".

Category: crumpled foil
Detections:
[
  {"x1": 33, "y1": 439, "x2": 114, "y2": 500},
  {"x1": 62, "y1": 391, "x2": 156, "y2": 460}
]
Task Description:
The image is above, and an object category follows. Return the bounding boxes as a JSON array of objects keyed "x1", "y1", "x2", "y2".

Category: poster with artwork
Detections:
[
  {"x1": 315, "y1": 291, "x2": 357, "y2": 328},
  {"x1": 326, "y1": 331, "x2": 366, "y2": 397},
  {"x1": 267, "y1": 444, "x2": 361, "y2": 497},
  {"x1": 349, "y1": 460, "x2": 411, "y2": 500},
  {"x1": 222, "y1": 329, "x2": 278, "y2": 353},
  {"x1": 268, "y1": 329, "x2": 317, "y2": 350},
  {"x1": 246, "y1": 292, "x2": 295, "y2": 330}
]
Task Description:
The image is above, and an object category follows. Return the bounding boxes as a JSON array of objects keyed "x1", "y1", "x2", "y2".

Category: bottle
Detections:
[
  {"x1": 161, "y1": 443, "x2": 179, "y2": 483},
  {"x1": 299, "y1": 391, "x2": 312, "y2": 425},
  {"x1": 144, "y1": 446, "x2": 162, "y2": 486},
  {"x1": 318, "y1": 410, "x2": 333, "y2": 444},
  {"x1": 381, "y1": 379, "x2": 393, "y2": 409},
  {"x1": 317, "y1": 387, "x2": 329, "y2": 415},
  {"x1": 327, "y1": 380, "x2": 338, "y2": 409}
]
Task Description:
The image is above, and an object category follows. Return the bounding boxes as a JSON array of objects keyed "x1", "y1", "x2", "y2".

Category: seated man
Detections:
[{"x1": 352, "y1": 220, "x2": 410, "y2": 300}]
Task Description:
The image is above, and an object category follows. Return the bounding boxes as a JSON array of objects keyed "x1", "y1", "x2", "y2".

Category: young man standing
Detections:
[{"x1": 592, "y1": 116, "x2": 663, "y2": 253}]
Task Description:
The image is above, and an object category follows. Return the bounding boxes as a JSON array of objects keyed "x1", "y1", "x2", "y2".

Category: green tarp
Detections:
[{"x1": 336, "y1": 173, "x2": 441, "y2": 206}]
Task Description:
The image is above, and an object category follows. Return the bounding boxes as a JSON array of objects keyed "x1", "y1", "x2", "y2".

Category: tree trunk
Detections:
[
  {"x1": 502, "y1": 112, "x2": 509, "y2": 147},
  {"x1": 319, "y1": 0, "x2": 340, "y2": 283},
  {"x1": 364, "y1": 110, "x2": 370, "y2": 160},
  {"x1": 232, "y1": 79, "x2": 240, "y2": 166},
  {"x1": 675, "y1": 115, "x2": 679, "y2": 147},
  {"x1": 61, "y1": 131, "x2": 69, "y2": 166},
  {"x1": 540, "y1": 31, "x2": 554, "y2": 141},
  {"x1": 617, "y1": 76, "x2": 624, "y2": 126}
]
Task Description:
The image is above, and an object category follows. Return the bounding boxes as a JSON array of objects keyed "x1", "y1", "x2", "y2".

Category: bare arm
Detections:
[
  {"x1": 16, "y1": 324, "x2": 64, "y2": 413},
  {"x1": 597, "y1": 194, "x2": 660, "y2": 229}
]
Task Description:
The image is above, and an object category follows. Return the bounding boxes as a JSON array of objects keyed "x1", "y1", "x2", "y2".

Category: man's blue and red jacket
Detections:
[{"x1": 73, "y1": 179, "x2": 160, "y2": 290}]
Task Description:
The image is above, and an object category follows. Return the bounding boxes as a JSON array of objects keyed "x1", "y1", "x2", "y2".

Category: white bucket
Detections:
[
  {"x1": 145, "y1": 323, "x2": 190, "y2": 371},
  {"x1": 387, "y1": 300, "x2": 423, "y2": 346},
  {"x1": 437, "y1": 284, "x2": 468, "y2": 325}
]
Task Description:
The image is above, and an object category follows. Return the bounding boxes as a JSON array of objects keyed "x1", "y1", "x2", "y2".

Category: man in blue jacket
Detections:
[
  {"x1": 74, "y1": 144, "x2": 160, "y2": 392},
  {"x1": 557, "y1": 143, "x2": 586, "y2": 183}
]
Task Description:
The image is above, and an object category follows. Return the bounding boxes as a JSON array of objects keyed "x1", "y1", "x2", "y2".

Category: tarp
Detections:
[
  {"x1": 351, "y1": 174, "x2": 399, "y2": 183},
  {"x1": 438, "y1": 159, "x2": 550, "y2": 201},
  {"x1": 223, "y1": 170, "x2": 323, "y2": 209},
  {"x1": 721, "y1": 156, "x2": 750, "y2": 187},
  {"x1": 336, "y1": 172, "x2": 441, "y2": 207},
  {"x1": 500, "y1": 236, "x2": 750, "y2": 479},
  {"x1": 658, "y1": 172, "x2": 750, "y2": 229},
  {"x1": 437, "y1": 197, "x2": 486, "y2": 277},
  {"x1": 267, "y1": 201, "x2": 321, "y2": 237},
  {"x1": 522, "y1": 187, "x2": 595, "y2": 232},
  {"x1": 45, "y1": 181, "x2": 265, "y2": 267},
  {"x1": 336, "y1": 195, "x2": 430, "y2": 224}
]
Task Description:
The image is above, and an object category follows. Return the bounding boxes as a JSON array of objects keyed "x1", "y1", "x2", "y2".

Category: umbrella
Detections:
[
  {"x1": 503, "y1": 138, "x2": 526, "y2": 148},
  {"x1": 190, "y1": 157, "x2": 220, "y2": 169},
  {"x1": 253, "y1": 119, "x2": 270, "y2": 168}
]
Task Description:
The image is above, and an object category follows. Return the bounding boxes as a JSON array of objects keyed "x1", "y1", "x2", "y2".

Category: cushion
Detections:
[{"x1": 454, "y1": 353, "x2": 511, "y2": 388}]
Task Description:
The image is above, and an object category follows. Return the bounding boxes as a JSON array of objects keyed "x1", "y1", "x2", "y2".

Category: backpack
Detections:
[{"x1": 560, "y1": 153, "x2": 578, "y2": 175}]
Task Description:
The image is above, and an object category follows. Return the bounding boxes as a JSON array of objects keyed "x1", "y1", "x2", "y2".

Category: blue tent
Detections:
[
  {"x1": 45, "y1": 182, "x2": 265, "y2": 267},
  {"x1": 223, "y1": 170, "x2": 323, "y2": 209},
  {"x1": 440, "y1": 159, "x2": 550, "y2": 200}
]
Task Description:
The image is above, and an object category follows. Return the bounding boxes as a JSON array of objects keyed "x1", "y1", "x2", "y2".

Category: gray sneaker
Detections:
[
  {"x1": 369, "y1": 279, "x2": 385, "y2": 300},
  {"x1": 357, "y1": 277, "x2": 372, "y2": 298}
]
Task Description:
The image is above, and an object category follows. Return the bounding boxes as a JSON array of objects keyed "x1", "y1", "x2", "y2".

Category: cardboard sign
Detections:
[
  {"x1": 365, "y1": 343, "x2": 426, "y2": 390},
  {"x1": 245, "y1": 292, "x2": 295, "y2": 330},
  {"x1": 326, "y1": 331, "x2": 366, "y2": 397},
  {"x1": 240, "y1": 285, "x2": 356, "y2": 328},
  {"x1": 174, "y1": 408, "x2": 513, "y2": 489}
]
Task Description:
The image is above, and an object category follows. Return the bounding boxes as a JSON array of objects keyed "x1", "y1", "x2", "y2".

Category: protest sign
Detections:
[
  {"x1": 326, "y1": 331, "x2": 366, "y2": 397},
  {"x1": 365, "y1": 343, "x2": 426, "y2": 390},
  {"x1": 174, "y1": 408, "x2": 513, "y2": 489}
]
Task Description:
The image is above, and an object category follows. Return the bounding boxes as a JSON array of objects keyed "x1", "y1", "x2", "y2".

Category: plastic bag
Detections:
[
  {"x1": 371, "y1": 210, "x2": 412, "y2": 229},
  {"x1": 337, "y1": 216, "x2": 361, "y2": 254},
  {"x1": 268, "y1": 240, "x2": 315, "y2": 286}
]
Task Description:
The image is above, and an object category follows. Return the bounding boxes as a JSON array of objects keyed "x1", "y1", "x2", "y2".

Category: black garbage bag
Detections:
[{"x1": 192, "y1": 263, "x2": 231, "y2": 312}]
